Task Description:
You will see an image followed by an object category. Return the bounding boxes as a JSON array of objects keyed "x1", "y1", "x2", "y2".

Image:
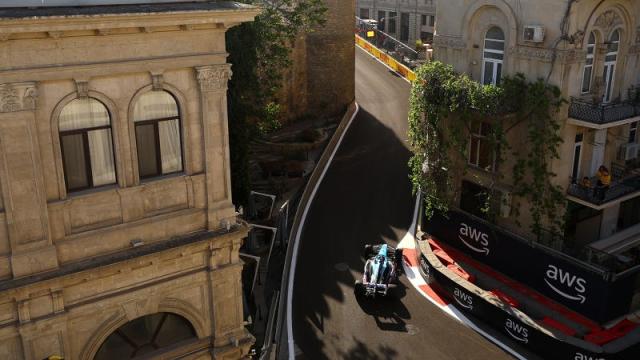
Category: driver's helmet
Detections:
[{"x1": 375, "y1": 254, "x2": 385, "y2": 263}]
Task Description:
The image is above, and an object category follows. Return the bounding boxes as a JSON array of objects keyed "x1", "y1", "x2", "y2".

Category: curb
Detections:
[{"x1": 270, "y1": 102, "x2": 360, "y2": 360}]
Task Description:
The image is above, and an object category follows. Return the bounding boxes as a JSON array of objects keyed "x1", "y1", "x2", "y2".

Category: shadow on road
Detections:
[
  {"x1": 337, "y1": 337, "x2": 399, "y2": 360},
  {"x1": 292, "y1": 105, "x2": 413, "y2": 359},
  {"x1": 354, "y1": 282, "x2": 411, "y2": 333}
]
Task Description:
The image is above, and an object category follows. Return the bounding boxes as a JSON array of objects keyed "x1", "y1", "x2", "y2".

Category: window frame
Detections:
[
  {"x1": 133, "y1": 90, "x2": 185, "y2": 181},
  {"x1": 581, "y1": 32, "x2": 596, "y2": 94},
  {"x1": 481, "y1": 27, "x2": 505, "y2": 86},
  {"x1": 603, "y1": 29, "x2": 620, "y2": 103},
  {"x1": 467, "y1": 121, "x2": 496, "y2": 172},
  {"x1": 58, "y1": 98, "x2": 118, "y2": 193}
]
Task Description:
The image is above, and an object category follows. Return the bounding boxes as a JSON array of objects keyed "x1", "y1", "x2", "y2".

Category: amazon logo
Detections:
[
  {"x1": 458, "y1": 223, "x2": 490, "y2": 255},
  {"x1": 453, "y1": 287, "x2": 473, "y2": 310},
  {"x1": 504, "y1": 318, "x2": 529, "y2": 343},
  {"x1": 544, "y1": 265, "x2": 587, "y2": 304}
]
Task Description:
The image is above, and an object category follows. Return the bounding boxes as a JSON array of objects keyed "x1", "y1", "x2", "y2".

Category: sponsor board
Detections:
[
  {"x1": 414, "y1": 249, "x2": 623, "y2": 360},
  {"x1": 422, "y1": 210, "x2": 637, "y2": 323},
  {"x1": 458, "y1": 223, "x2": 490, "y2": 255},
  {"x1": 545, "y1": 265, "x2": 587, "y2": 304}
]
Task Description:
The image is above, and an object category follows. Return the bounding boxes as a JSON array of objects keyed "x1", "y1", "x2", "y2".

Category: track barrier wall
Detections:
[
  {"x1": 416, "y1": 207, "x2": 640, "y2": 359},
  {"x1": 355, "y1": 35, "x2": 416, "y2": 82}
]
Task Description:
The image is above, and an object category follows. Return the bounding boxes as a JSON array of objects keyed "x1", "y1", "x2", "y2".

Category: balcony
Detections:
[
  {"x1": 568, "y1": 98, "x2": 640, "y2": 128},
  {"x1": 567, "y1": 163, "x2": 640, "y2": 208}
]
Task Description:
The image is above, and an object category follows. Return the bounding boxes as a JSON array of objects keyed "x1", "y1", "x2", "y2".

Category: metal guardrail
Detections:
[
  {"x1": 258, "y1": 102, "x2": 359, "y2": 360},
  {"x1": 569, "y1": 97, "x2": 640, "y2": 124},
  {"x1": 355, "y1": 16, "x2": 421, "y2": 69}
]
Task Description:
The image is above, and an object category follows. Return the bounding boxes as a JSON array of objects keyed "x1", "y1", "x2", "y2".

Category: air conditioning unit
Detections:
[
  {"x1": 619, "y1": 143, "x2": 640, "y2": 161},
  {"x1": 498, "y1": 190, "x2": 512, "y2": 218},
  {"x1": 523, "y1": 26, "x2": 545, "y2": 43}
]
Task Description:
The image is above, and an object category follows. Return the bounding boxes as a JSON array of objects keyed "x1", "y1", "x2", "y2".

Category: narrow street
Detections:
[{"x1": 290, "y1": 47, "x2": 514, "y2": 359}]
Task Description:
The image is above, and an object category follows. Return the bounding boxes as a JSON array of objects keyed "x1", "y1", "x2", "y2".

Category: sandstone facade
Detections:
[
  {"x1": 435, "y1": 0, "x2": 640, "y2": 307},
  {"x1": 0, "y1": 2, "x2": 260, "y2": 359}
]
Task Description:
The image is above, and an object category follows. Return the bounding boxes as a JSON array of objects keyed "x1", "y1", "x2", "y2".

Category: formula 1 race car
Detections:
[{"x1": 354, "y1": 244, "x2": 403, "y2": 297}]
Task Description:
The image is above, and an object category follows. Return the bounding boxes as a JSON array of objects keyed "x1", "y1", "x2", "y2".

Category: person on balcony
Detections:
[{"x1": 594, "y1": 165, "x2": 611, "y2": 200}]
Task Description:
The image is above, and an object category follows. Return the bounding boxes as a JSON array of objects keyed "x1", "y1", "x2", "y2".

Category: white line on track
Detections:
[
  {"x1": 286, "y1": 103, "x2": 360, "y2": 359},
  {"x1": 400, "y1": 193, "x2": 527, "y2": 360},
  {"x1": 356, "y1": 44, "x2": 412, "y2": 84}
]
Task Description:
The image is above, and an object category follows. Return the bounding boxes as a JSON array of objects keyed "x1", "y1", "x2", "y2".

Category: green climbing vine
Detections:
[
  {"x1": 226, "y1": 0, "x2": 327, "y2": 207},
  {"x1": 408, "y1": 61, "x2": 566, "y2": 238}
]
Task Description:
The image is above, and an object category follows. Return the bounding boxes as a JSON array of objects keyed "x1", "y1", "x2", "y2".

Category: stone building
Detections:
[
  {"x1": 355, "y1": 0, "x2": 436, "y2": 46},
  {"x1": 433, "y1": 0, "x2": 640, "y2": 311},
  {"x1": 0, "y1": 1, "x2": 260, "y2": 359}
]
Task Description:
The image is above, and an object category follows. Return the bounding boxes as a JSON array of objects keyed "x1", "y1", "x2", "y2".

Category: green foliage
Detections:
[
  {"x1": 226, "y1": 1, "x2": 327, "y2": 207},
  {"x1": 408, "y1": 61, "x2": 566, "y2": 237},
  {"x1": 257, "y1": 102, "x2": 283, "y2": 136}
]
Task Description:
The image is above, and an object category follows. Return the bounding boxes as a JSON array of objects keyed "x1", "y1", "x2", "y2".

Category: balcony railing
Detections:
[
  {"x1": 568, "y1": 97, "x2": 640, "y2": 125},
  {"x1": 567, "y1": 163, "x2": 640, "y2": 206}
]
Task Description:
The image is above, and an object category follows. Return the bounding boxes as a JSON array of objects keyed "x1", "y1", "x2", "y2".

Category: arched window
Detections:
[
  {"x1": 581, "y1": 32, "x2": 596, "y2": 94},
  {"x1": 59, "y1": 98, "x2": 116, "y2": 192},
  {"x1": 603, "y1": 29, "x2": 620, "y2": 103},
  {"x1": 482, "y1": 27, "x2": 505, "y2": 86},
  {"x1": 133, "y1": 90, "x2": 184, "y2": 179},
  {"x1": 95, "y1": 313, "x2": 197, "y2": 359}
]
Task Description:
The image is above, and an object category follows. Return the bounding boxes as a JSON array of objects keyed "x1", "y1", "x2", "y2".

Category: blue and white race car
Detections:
[{"x1": 354, "y1": 244, "x2": 402, "y2": 297}]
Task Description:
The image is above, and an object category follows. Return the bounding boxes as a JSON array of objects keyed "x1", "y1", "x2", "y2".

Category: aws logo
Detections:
[
  {"x1": 453, "y1": 287, "x2": 473, "y2": 310},
  {"x1": 419, "y1": 255, "x2": 430, "y2": 281},
  {"x1": 574, "y1": 353, "x2": 606, "y2": 360},
  {"x1": 544, "y1": 265, "x2": 587, "y2": 304},
  {"x1": 504, "y1": 318, "x2": 529, "y2": 343},
  {"x1": 458, "y1": 223, "x2": 490, "y2": 255}
]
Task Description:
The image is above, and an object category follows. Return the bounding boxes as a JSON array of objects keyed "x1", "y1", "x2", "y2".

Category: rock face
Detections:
[{"x1": 280, "y1": 0, "x2": 355, "y2": 122}]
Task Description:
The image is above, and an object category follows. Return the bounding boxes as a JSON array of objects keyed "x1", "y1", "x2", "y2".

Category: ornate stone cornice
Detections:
[
  {"x1": 0, "y1": 82, "x2": 37, "y2": 113},
  {"x1": 432, "y1": 35, "x2": 466, "y2": 49},
  {"x1": 196, "y1": 65, "x2": 232, "y2": 92}
]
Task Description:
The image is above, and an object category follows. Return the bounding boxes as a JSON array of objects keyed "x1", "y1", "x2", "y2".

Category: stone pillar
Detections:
[
  {"x1": 208, "y1": 235, "x2": 247, "y2": 349},
  {"x1": 600, "y1": 203, "x2": 620, "y2": 239},
  {"x1": 0, "y1": 82, "x2": 57, "y2": 278},
  {"x1": 195, "y1": 65, "x2": 236, "y2": 230},
  {"x1": 590, "y1": 129, "x2": 607, "y2": 176}
]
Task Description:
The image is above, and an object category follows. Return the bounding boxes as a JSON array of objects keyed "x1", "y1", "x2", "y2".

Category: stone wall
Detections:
[{"x1": 306, "y1": 0, "x2": 356, "y2": 117}]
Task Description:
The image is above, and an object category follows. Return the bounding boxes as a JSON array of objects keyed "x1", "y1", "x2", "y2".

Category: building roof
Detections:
[{"x1": 0, "y1": 1, "x2": 256, "y2": 20}]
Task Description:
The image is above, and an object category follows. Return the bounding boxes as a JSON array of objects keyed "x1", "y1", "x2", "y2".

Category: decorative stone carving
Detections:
[
  {"x1": 196, "y1": 65, "x2": 233, "y2": 92},
  {"x1": 432, "y1": 35, "x2": 466, "y2": 49},
  {"x1": 594, "y1": 10, "x2": 623, "y2": 34},
  {"x1": 0, "y1": 82, "x2": 37, "y2": 113},
  {"x1": 75, "y1": 80, "x2": 89, "y2": 98},
  {"x1": 511, "y1": 46, "x2": 554, "y2": 61},
  {"x1": 151, "y1": 72, "x2": 164, "y2": 91}
]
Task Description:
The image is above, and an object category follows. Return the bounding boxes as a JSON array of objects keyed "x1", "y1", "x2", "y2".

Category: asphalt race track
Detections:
[{"x1": 289, "y1": 47, "x2": 516, "y2": 360}]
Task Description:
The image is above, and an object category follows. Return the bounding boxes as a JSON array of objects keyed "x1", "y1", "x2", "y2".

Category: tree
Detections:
[{"x1": 226, "y1": 0, "x2": 327, "y2": 207}]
